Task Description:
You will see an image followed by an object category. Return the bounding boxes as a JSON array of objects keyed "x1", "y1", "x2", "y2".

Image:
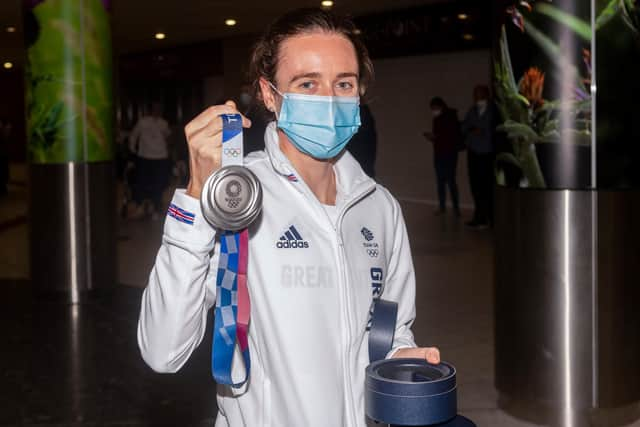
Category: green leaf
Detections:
[
  {"x1": 499, "y1": 26, "x2": 518, "y2": 93},
  {"x1": 493, "y1": 28, "x2": 530, "y2": 123},
  {"x1": 538, "y1": 132, "x2": 560, "y2": 143},
  {"x1": 538, "y1": 99, "x2": 591, "y2": 114},
  {"x1": 573, "y1": 118, "x2": 592, "y2": 128},
  {"x1": 541, "y1": 118, "x2": 560, "y2": 136},
  {"x1": 515, "y1": 93, "x2": 531, "y2": 107},
  {"x1": 495, "y1": 153, "x2": 522, "y2": 186},
  {"x1": 535, "y1": 3, "x2": 592, "y2": 41},
  {"x1": 496, "y1": 168, "x2": 506, "y2": 186},
  {"x1": 496, "y1": 152, "x2": 522, "y2": 169},
  {"x1": 621, "y1": 0, "x2": 640, "y2": 34},
  {"x1": 498, "y1": 120, "x2": 540, "y2": 143},
  {"x1": 596, "y1": 0, "x2": 621, "y2": 29},
  {"x1": 520, "y1": 145, "x2": 547, "y2": 188},
  {"x1": 522, "y1": 17, "x2": 588, "y2": 94},
  {"x1": 561, "y1": 128, "x2": 592, "y2": 145}
]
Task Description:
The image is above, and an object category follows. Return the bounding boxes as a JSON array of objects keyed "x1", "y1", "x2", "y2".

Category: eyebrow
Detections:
[
  {"x1": 336, "y1": 72, "x2": 359, "y2": 79},
  {"x1": 288, "y1": 72, "x2": 359, "y2": 84}
]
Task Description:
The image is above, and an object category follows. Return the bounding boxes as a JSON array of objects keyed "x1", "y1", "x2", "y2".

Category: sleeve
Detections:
[
  {"x1": 128, "y1": 120, "x2": 142, "y2": 154},
  {"x1": 383, "y1": 196, "x2": 418, "y2": 358},
  {"x1": 478, "y1": 107, "x2": 492, "y2": 137},
  {"x1": 162, "y1": 119, "x2": 171, "y2": 138},
  {"x1": 137, "y1": 189, "x2": 218, "y2": 373},
  {"x1": 431, "y1": 117, "x2": 441, "y2": 144}
]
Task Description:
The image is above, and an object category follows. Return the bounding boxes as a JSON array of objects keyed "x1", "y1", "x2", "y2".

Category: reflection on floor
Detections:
[
  {"x1": 1, "y1": 179, "x2": 638, "y2": 427},
  {"x1": 1, "y1": 280, "x2": 216, "y2": 427}
]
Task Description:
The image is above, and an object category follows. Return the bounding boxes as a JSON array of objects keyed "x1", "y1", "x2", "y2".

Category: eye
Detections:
[
  {"x1": 336, "y1": 80, "x2": 356, "y2": 92},
  {"x1": 298, "y1": 81, "x2": 316, "y2": 90}
]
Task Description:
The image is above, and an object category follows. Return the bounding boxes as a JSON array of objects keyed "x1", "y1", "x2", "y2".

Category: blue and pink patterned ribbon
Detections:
[{"x1": 210, "y1": 114, "x2": 252, "y2": 388}]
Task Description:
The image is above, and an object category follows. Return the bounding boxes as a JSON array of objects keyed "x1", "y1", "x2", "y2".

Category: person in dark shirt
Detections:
[
  {"x1": 347, "y1": 103, "x2": 377, "y2": 178},
  {"x1": 462, "y1": 85, "x2": 496, "y2": 229},
  {"x1": 424, "y1": 97, "x2": 461, "y2": 216},
  {"x1": 239, "y1": 83, "x2": 268, "y2": 155}
]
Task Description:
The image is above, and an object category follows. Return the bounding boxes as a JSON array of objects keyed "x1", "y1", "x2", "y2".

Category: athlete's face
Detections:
[{"x1": 260, "y1": 31, "x2": 360, "y2": 112}]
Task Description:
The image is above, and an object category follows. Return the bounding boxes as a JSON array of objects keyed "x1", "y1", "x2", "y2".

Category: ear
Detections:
[{"x1": 259, "y1": 77, "x2": 277, "y2": 112}]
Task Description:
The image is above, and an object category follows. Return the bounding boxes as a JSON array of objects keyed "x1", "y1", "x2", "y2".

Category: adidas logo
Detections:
[{"x1": 276, "y1": 225, "x2": 310, "y2": 249}]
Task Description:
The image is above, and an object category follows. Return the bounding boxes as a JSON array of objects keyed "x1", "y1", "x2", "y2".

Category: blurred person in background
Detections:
[
  {"x1": 128, "y1": 102, "x2": 171, "y2": 220},
  {"x1": 137, "y1": 8, "x2": 441, "y2": 427},
  {"x1": 348, "y1": 103, "x2": 378, "y2": 178},
  {"x1": 0, "y1": 118, "x2": 12, "y2": 197},
  {"x1": 424, "y1": 97, "x2": 461, "y2": 216},
  {"x1": 462, "y1": 85, "x2": 496, "y2": 229},
  {"x1": 238, "y1": 83, "x2": 267, "y2": 154},
  {"x1": 169, "y1": 121, "x2": 190, "y2": 187}
]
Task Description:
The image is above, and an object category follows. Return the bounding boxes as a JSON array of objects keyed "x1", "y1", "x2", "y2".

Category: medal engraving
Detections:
[
  {"x1": 199, "y1": 113, "x2": 262, "y2": 231},
  {"x1": 201, "y1": 165, "x2": 262, "y2": 231}
]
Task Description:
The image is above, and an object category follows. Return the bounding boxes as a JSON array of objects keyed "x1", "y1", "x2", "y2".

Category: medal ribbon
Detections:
[{"x1": 211, "y1": 114, "x2": 251, "y2": 387}]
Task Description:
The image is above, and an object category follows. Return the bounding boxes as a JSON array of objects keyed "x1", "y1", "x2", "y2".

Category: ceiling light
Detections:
[
  {"x1": 225, "y1": 19, "x2": 237, "y2": 26},
  {"x1": 462, "y1": 33, "x2": 475, "y2": 41},
  {"x1": 154, "y1": 32, "x2": 166, "y2": 40},
  {"x1": 458, "y1": 13, "x2": 469, "y2": 20},
  {"x1": 321, "y1": 1, "x2": 334, "y2": 7},
  {"x1": 353, "y1": 29, "x2": 362, "y2": 35},
  {"x1": 6, "y1": 26, "x2": 16, "y2": 33},
  {"x1": 3, "y1": 62, "x2": 13, "y2": 69}
]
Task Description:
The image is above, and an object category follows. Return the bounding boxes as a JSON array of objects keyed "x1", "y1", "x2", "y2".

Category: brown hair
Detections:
[{"x1": 248, "y1": 8, "x2": 374, "y2": 103}]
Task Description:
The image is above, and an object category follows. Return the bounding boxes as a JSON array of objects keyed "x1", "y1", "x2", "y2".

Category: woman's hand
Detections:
[
  {"x1": 184, "y1": 101, "x2": 252, "y2": 199},
  {"x1": 392, "y1": 347, "x2": 441, "y2": 364}
]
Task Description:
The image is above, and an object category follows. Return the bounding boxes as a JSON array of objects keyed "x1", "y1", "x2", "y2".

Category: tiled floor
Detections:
[{"x1": 1, "y1": 170, "x2": 638, "y2": 427}]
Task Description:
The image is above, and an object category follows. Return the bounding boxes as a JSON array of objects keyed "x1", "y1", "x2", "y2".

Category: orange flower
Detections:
[{"x1": 519, "y1": 67, "x2": 545, "y2": 108}]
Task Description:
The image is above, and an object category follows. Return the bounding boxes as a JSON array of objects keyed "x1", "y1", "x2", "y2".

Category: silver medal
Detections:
[
  {"x1": 199, "y1": 114, "x2": 262, "y2": 231},
  {"x1": 200, "y1": 165, "x2": 262, "y2": 231}
]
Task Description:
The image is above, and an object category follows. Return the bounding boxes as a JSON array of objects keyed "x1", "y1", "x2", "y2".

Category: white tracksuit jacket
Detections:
[{"x1": 138, "y1": 122, "x2": 418, "y2": 427}]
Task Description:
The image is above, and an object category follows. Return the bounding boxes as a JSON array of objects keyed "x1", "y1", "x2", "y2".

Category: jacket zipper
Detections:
[
  {"x1": 288, "y1": 168, "x2": 375, "y2": 426},
  {"x1": 335, "y1": 234, "x2": 355, "y2": 426},
  {"x1": 334, "y1": 186, "x2": 375, "y2": 427}
]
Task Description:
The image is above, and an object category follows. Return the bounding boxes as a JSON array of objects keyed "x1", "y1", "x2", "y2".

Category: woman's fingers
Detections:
[
  {"x1": 189, "y1": 117, "x2": 224, "y2": 141},
  {"x1": 391, "y1": 347, "x2": 441, "y2": 365},
  {"x1": 185, "y1": 105, "x2": 233, "y2": 138},
  {"x1": 424, "y1": 347, "x2": 441, "y2": 364},
  {"x1": 185, "y1": 103, "x2": 252, "y2": 140},
  {"x1": 183, "y1": 101, "x2": 253, "y2": 199}
]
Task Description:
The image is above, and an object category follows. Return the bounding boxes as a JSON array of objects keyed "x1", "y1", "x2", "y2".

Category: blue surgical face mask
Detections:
[{"x1": 269, "y1": 83, "x2": 361, "y2": 160}]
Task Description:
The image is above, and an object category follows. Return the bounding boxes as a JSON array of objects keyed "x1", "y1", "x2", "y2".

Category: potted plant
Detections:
[{"x1": 494, "y1": 0, "x2": 594, "y2": 188}]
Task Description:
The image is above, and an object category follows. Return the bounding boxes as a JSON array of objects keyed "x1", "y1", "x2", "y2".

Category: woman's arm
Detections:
[
  {"x1": 382, "y1": 196, "x2": 417, "y2": 355},
  {"x1": 137, "y1": 190, "x2": 217, "y2": 372},
  {"x1": 138, "y1": 101, "x2": 251, "y2": 372},
  {"x1": 383, "y1": 196, "x2": 440, "y2": 364}
]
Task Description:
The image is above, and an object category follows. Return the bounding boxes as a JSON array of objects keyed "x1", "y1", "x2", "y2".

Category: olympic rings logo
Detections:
[
  {"x1": 224, "y1": 148, "x2": 241, "y2": 157},
  {"x1": 367, "y1": 249, "x2": 379, "y2": 258}
]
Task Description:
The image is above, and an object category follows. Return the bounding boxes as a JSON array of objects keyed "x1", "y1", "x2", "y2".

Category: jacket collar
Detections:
[{"x1": 263, "y1": 121, "x2": 376, "y2": 204}]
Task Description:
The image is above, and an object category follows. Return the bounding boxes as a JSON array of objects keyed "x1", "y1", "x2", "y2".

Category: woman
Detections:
[
  {"x1": 425, "y1": 97, "x2": 461, "y2": 216},
  {"x1": 138, "y1": 8, "x2": 440, "y2": 427}
]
